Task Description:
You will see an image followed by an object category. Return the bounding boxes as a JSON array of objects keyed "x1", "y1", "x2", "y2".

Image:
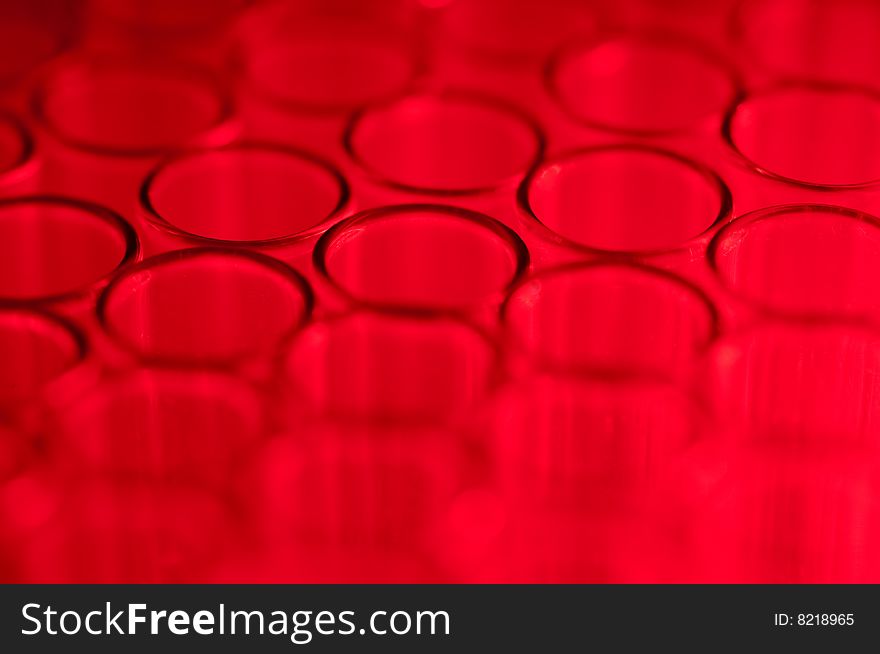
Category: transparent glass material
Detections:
[
  {"x1": 724, "y1": 82, "x2": 880, "y2": 188},
  {"x1": 520, "y1": 145, "x2": 730, "y2": 254},
  {"x1": 99, "y1": 248, "x2": 312, "y2": 367},
  {"x1": 503, "y1": 262, "x2": 717, "y2": 379},
  {"x1": 548, "y1": 33, "x2": 737, "y2": 134},
  {"x1": 49, "y1": 369, "x2": 265, "y2": 488},
  {"x1": 141, "y1": 144, "x2": 349, "y2": 249},
  {"x1": 314, "y1": 204, "x2": 528, "y2": 315},
  {"x1": 0, "y1": 197, "x2": 138, "y2": 304},
  {"x1": 709, "y1": 204, "x2": 880, "y2": 321},
  {"x1": 282, "y1": 310, "x2": 497, "y2": 426},
  {"x1": 345, "y1": 91, "x2": 543, "y2": 194}
]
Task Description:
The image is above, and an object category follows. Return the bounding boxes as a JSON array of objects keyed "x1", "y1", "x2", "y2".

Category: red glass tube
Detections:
[
  {"x1": 701, "y1": 321, "x2": 880, "y2": 448},
  {"x1": 35, "y1": 56, "x2": 234, "y2": 156},
  {"x1": 344, "y1": 91, "x2": 543, "y2": 194},
  {"x1": 98, "y1": 248, "x2": 312, "y2": 368},
  {"x1": 282, "y1": 310, "x2": 497, "y2": 426},
  {"x1": 482, "y1": 261, "x2": 715, "y2": 575},
  {"x1": 724, "y1": 82, "x2": 880, "y2": 188},
  {"x1": 49, "y1": 369, "x2": 266, "y2": 489},
  {"x1": 502, "y1": 261, "x2": 718, "y2": 379},
  {"x1": 33, "y1": 55, "x2": 236, "y2": 215},
  {"x1": 0, "y1": 306, "x2": 86, "y2": 422},
  {"x1": 548, "y1": 32, "x2": 738, "y2": 134},
  {"x1": 486, "y1": 373, "x2": 707, "y2": 510},
  {"x1": 709, "y1": 204, "x2": 880, "y2": 322},
  {"x1": 231, "y1": 0, "x2": 424, "y2": 152},
  {"x1": 233, "y1": 29, "x2": 421, "y2": 153},
  {"x1": 140, "y1": 143, "x2": 349, "y2": 253},
  {"x1": 314, "y1": 204, "x2": 529, "y2": 316},
  {"x1": 519, "y1": 144, "x2": 731, "y2": 255},
  {"x1": 0, "y1": 197, "x2": 138, "y2": 305},
  {"x1": 731, "y1": 0, "x2": 880, "y2": 88}
]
